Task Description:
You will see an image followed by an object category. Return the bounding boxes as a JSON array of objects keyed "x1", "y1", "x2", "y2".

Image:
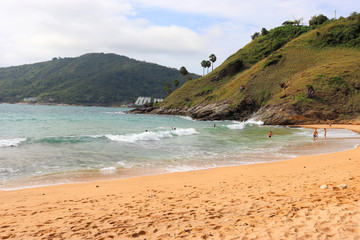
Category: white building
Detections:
[
  {"x1": 134, "y1": 97, "x2": 163, "y2": 106},
  {"x1": 23, "y1": 97, "x2": 38, "y2": 102}
]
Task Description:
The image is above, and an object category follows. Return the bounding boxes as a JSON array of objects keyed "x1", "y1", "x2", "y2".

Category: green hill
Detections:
[
  {"x1": 0, "y1": 53, "x2": 199, "y2": 105},
  {"x1": 140, "y1": 13, "x2": 360, "y2": 124}
]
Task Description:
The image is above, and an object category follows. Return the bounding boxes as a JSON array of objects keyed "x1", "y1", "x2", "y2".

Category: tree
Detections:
[
  {"x1": 261, "y1": 28, "x2": 269, "y2": 36},
  {"x1": 179, "y1": 66, "x2": 188, "y2": 77},
  {"x1": 173, "y1": 79, "x2": 179, "y2": 88},
  {"x1": 205, "y1": 60, "x2": 211, "y2": 74},
  {"x1": 209, "y1": 54, "x2": 217, "y2": 71},
  {"x1": 309, "y1": 14, "x2": 329, "y2": 26},
  {"x1": 251, "y1": 32, "x2": 260, "y2": 40},
  {"x1": 201, "y1": 60, "x2": 207, "y2": 76},
  {"x1": 164, "y1": 81, "x2": 172, "y2": 95}
]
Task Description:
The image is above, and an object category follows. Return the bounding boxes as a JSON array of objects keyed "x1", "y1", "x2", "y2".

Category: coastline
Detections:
[{"x1": 1, "y1": 124, "x2": 360, "y2": 239}]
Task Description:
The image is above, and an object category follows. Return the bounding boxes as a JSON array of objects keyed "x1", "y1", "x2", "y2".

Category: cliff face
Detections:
[{"x1": 131, "y1": 15, "x2": 360, "y2": 125}]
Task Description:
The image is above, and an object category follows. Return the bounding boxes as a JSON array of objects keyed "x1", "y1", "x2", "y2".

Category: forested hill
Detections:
[
  {"x1": 133, "y1": 13, "x2": 360, "y2": 124},
  {"x1": 0, "y1": 53, "x2": 199, "y2": 105}
]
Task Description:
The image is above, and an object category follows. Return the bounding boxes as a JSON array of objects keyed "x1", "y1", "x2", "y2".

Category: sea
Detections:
[{"x1": 0, "y1": 103, "x2": 359, "y2": 190}]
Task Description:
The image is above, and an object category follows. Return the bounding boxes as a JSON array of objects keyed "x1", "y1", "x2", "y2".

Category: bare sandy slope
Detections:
[{"x1": 1, "y1": 124, "x2": 360, "y2": 239}]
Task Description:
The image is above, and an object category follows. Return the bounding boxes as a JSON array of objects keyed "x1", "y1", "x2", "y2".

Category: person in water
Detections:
[
  {"x1": 268, "y1": 131, "x2": 272, "y2": 138},
  {"x1": 324, "y1": 128, "x2": 327, "y2": 140},
  {"x1": 313, "y1": 129, "x2": 318, "y2": 141}
]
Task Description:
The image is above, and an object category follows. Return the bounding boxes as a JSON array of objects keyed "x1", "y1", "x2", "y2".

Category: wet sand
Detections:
[{"x1": 0, "y1": 124, "x2": 360, "y2": 239}]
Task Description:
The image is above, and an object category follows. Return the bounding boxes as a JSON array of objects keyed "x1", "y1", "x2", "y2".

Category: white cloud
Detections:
[{"x1": 0, "y1": 0, "x2": 358, "y2": 74}]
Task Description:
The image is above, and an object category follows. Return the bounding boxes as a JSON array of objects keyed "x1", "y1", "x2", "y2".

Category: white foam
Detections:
[
  {"x1": 226, "y1": 118, "x2": 264, "y2": 130},
  {"x1": 106, "y1": 128, "x2": 198, "y2": 143},
  {"x1": 0, "y1": 138, "x2": 27, "y2": 147},
  {"x1": 325, "y1": 129, "x2": 360, "y2": 138},
  {"x1": 171, "y1": 128, "x2": 198, "y2": 136},
  {"x1": 227, "y1": 122, "x2": 246, "y2": 129},
  {"x1": 0, "y1": 168, "x2": 19, "y2": 174},
  {"x1": 99, "y1": 167, "x2": 117, "y2": 175},
  {"x1": 178, "y1": 116, "x2": 195, "y2": 121},
  {"x1": 104, "y1": 111, "x2": 125, "y2": 115},
  {"x1": 245, "y1": 118, "x2": 264, "y2": 125},
  {"x1": 87, "y1": 134, "x2": 106, "y2": 139},
  {"x1": 295, "y1": 128, "x2": 360, "y2": 138}
]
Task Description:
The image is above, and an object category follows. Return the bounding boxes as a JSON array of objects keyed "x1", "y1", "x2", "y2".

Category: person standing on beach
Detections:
[
  {"x1": 313, "y1": 129, "x2": 318, "y2": 141},
  {"x1": 324, "y1": 128, "x2": 327, "y2": 140}
]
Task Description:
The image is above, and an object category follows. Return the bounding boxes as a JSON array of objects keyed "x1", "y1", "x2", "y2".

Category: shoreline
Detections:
[
  {"x1": 1, "y1": 124, "x2": 359, "y2": 191},
  {"x1": 1, "y1": 101, "x2": 135, "y2": 108},
  {"x1": 1, "y1": 124, "x2": 360, "y2": 239}
]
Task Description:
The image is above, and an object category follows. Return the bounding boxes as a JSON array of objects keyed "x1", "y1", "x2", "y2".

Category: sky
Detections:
[{"x1": 0, "y1": 0, "x2": 358, "y2": 75}]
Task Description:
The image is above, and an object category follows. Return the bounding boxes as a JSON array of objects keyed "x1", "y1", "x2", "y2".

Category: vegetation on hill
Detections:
[
  {"x1": 0, "y1": 53, "x2": 199, "y2": 105},
  {"x1": 158, "y1": 13, "x2": 360, "y2": 123}
]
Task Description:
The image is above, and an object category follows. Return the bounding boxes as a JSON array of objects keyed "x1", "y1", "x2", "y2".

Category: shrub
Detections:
[
  {"x1": 263, "y1": 54, "x2": 282, "y2": 68},
  {"x1": 227, "y1": 60, "x2": 244, "y2": 76},
  {"x1": 202, "y1": 86, "x2": 215, "y2": 93},
  {"x1": 186, "y1": 101, "x2": 194, "y2": 107}
]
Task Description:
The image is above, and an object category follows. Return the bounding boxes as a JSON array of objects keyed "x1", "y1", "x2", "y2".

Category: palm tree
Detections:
[
  {"x1": 209, "y1": 54, "x2": 217, "y2": 71},
  {"x1": 206, "y1": 60, "x2": 211, "y2": 74},
  {"x1": 201, "y1": 60, "x2": 207, "y2": 76}
]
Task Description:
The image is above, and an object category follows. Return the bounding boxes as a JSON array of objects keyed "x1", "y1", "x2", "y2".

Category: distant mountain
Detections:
[
  {"x1": 0, "y1": 53, "x2": 199, "y2": 105},
  {"x1": 133, "y1": 13, "x2": 360, "y2": 124}
]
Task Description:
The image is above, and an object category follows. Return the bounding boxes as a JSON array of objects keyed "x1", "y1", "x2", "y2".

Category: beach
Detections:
[{"x1": 1, "y1": 124, "x2": 360, "y2": 239}]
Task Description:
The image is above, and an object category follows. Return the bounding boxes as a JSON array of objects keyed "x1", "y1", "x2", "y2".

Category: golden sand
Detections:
[{"x1": 0, "y1": 124, "x2": 360, "y2": 239}]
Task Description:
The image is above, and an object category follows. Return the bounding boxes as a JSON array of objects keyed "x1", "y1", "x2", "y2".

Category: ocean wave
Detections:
[
  {"x1": 0, "y1": 138, "x2": 27, "y2": 148},
  {"x1": 37, "y1": 135, "x2": 106, "y2": 144},
  {"x1": 227, "y1": 118, "x2": 264, "y2": 130},
  {"x1": 227, "y1": 122, "x2": 246, "y2": 130},
  {"x1": 245, "y1": 118, "x2": 264, "y2": 125},
  {"x1": 294, "y1": 128, "x2": 360, "y2": 138},
  {"x1": 99, "y1": 167, "x2": 117, "y2": 175},
  {"x1": 0, "y1": 167, "x2": 19, "y2": 174},
  {"x1": 106, "y1": 128, "x2": 198, "y2": 143},
  {"x1": 104, "y1": 111, "x2": 125, "y2": 115},
  {"x1": 323, "y1": 129, "x2": 360, "y2": 138},
  {"x1": 177, "y1": 116, "x2": 195, "y2": 121}
]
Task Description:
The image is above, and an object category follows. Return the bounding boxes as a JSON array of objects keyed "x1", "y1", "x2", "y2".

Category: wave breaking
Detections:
[{"x1": 105, "y1": 128, "x2": 198, "y2": 143}]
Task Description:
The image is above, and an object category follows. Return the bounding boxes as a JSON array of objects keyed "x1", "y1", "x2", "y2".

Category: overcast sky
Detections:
[{"x1": 0, "y1": 0, "x2": 358, "y2": 74}]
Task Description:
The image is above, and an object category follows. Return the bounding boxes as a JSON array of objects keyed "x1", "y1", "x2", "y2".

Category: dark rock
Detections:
[{"x1": 305, "y1": 85, "x2": 315, "y2": 98}]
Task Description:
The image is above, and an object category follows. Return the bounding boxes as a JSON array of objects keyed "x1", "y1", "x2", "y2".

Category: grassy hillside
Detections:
[
  {"x1": 0, "y1": 53, "x2": 199, "y2": 105},
  {"x1": 161, "y1": 13, "x2": 360, "y2": 123}
]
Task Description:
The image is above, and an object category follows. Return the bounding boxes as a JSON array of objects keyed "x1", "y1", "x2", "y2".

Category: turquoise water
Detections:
[{"x1": 0, "y1": 104, "x2": 359, "y2": 190}]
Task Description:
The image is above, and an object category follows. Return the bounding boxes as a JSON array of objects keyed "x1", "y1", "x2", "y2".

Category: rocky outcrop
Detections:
[
  {"x1": 130, "y1": 100, "x2": 257, "y2": 121},
  {"x1": 252, "y1": 103, "x2": 339, "y2": 125},
  {"x1": 129, "y1": 100, "x2": 348, "y2": 125}
]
